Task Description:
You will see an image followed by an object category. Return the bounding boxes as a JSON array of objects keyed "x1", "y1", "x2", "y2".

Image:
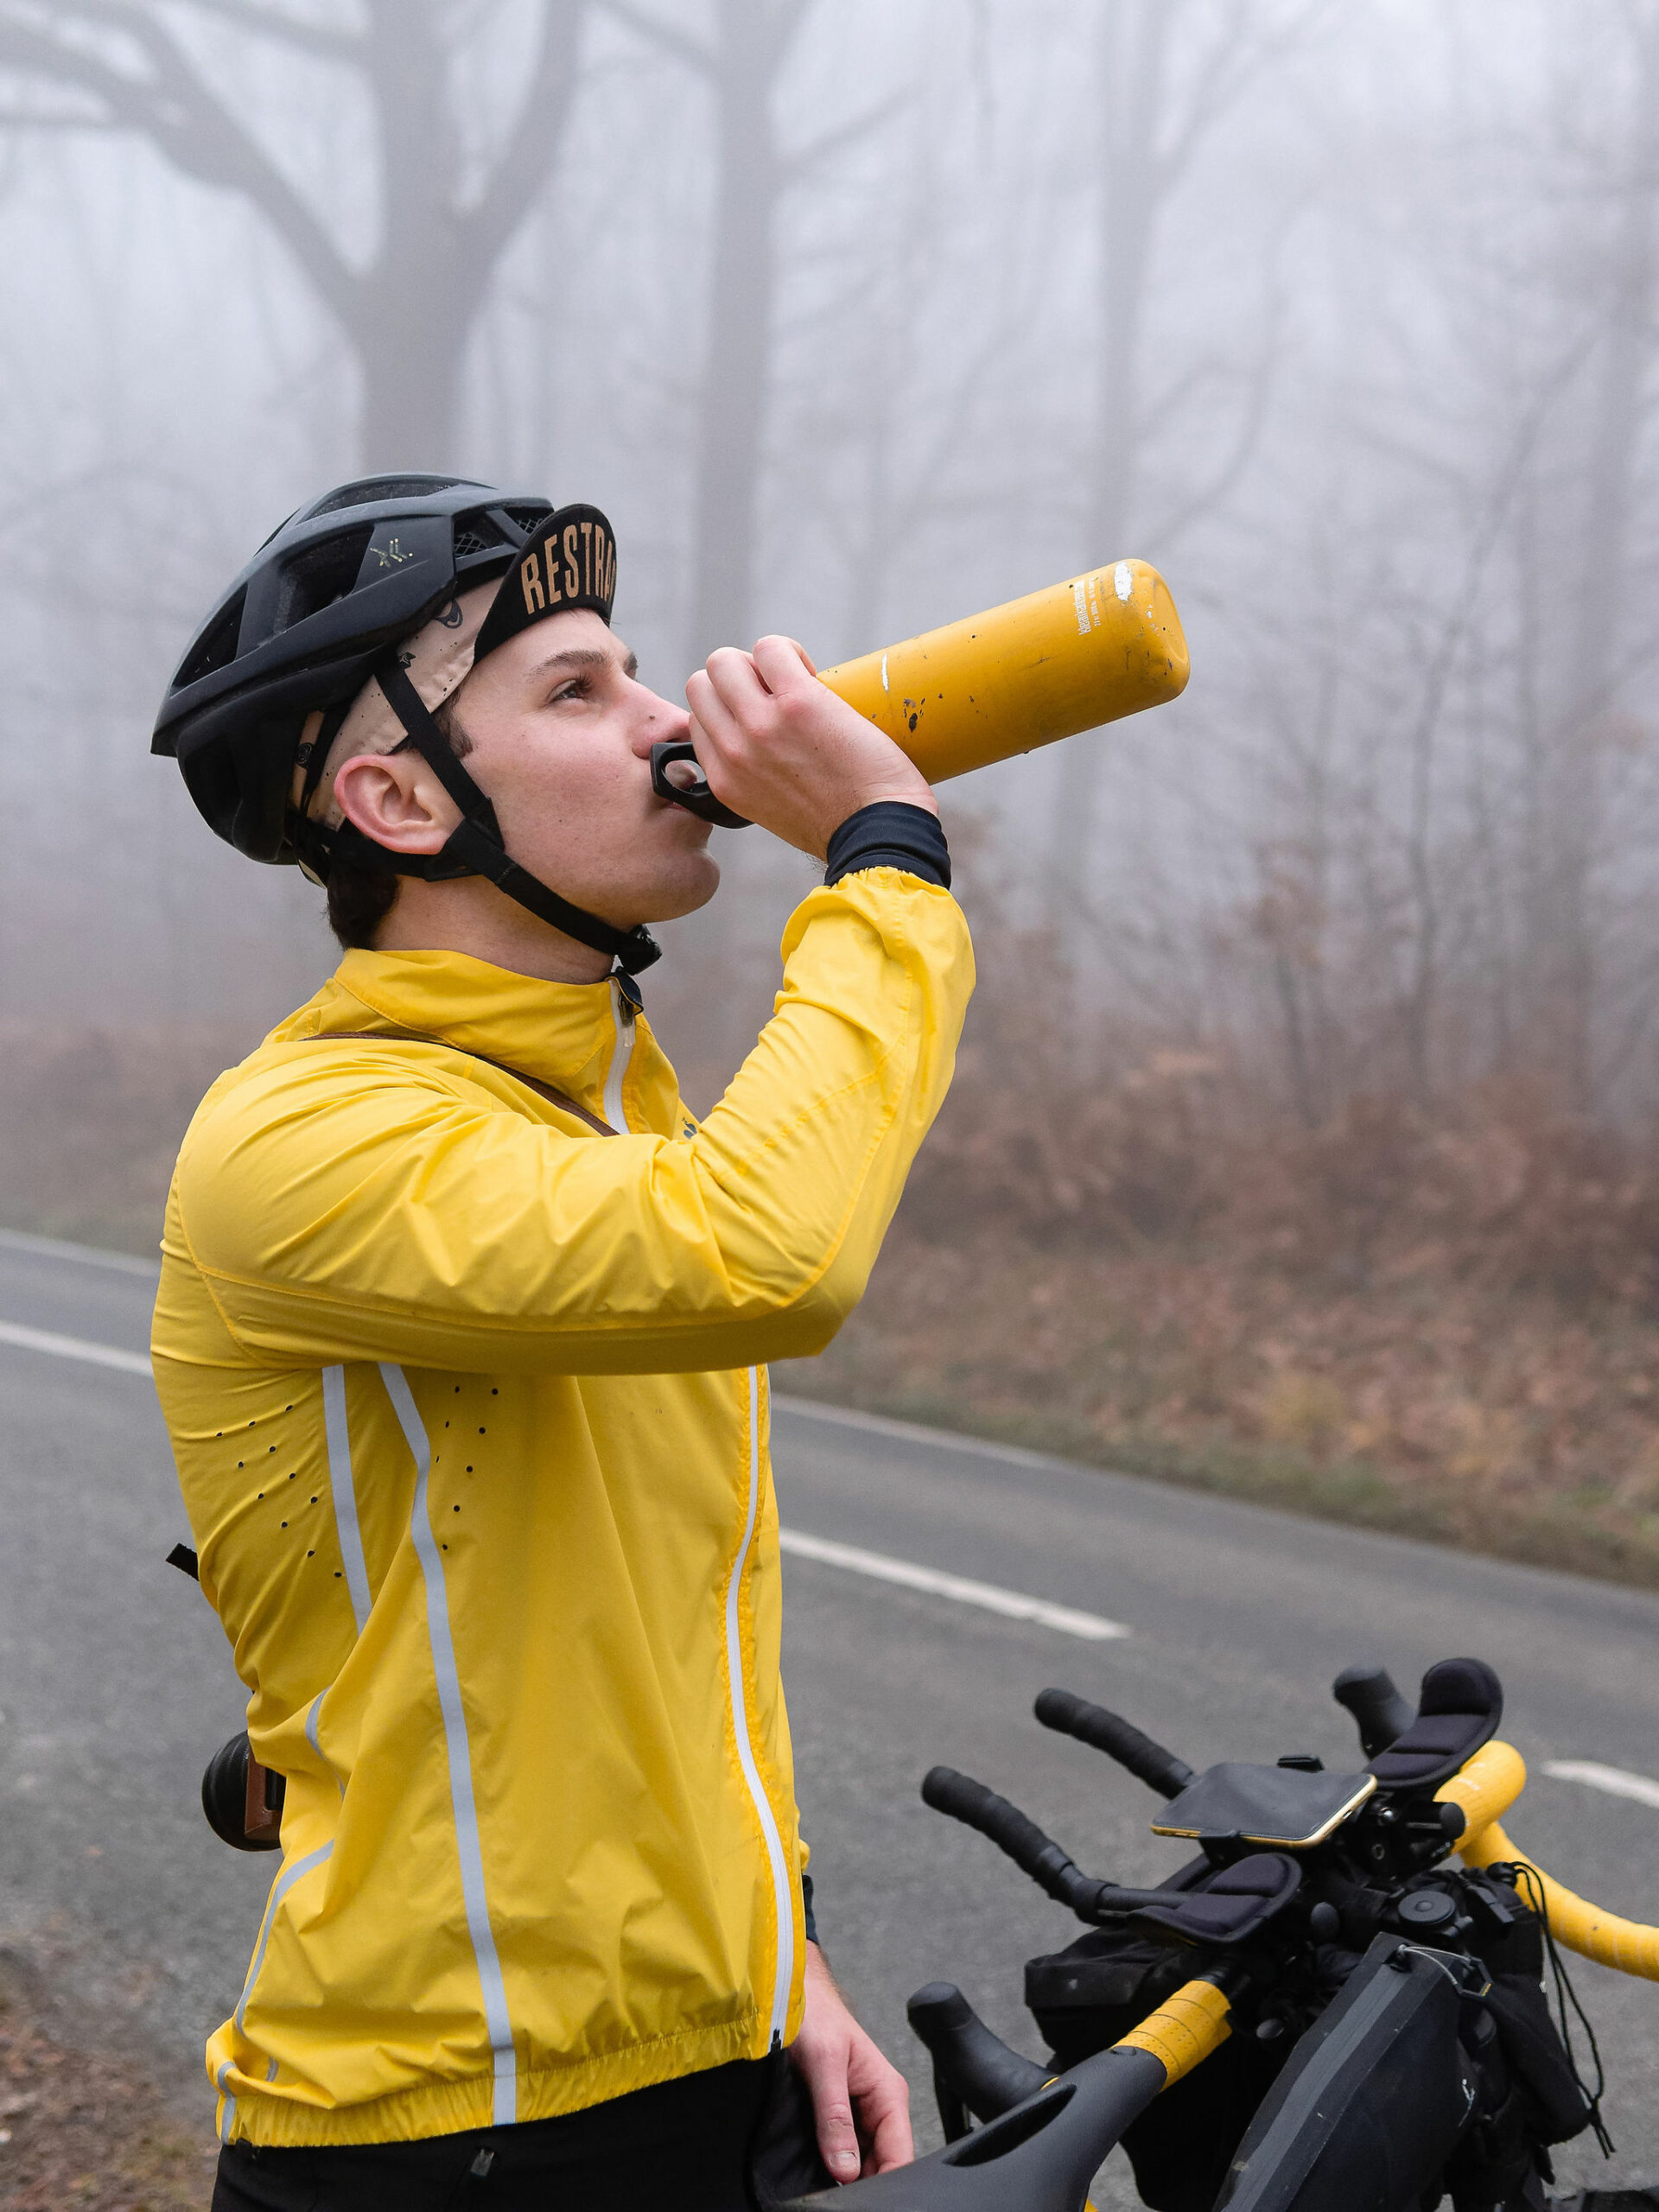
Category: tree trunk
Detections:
[
  {"x1": 684, "y1": 0, "x2": 790, "y2": 670},
  {"x1": 349, "y1": 0, "x2": 478, "y2": 471},
  {"x1": 1527, "y1": 15, "x2": 1659, "y2": 1105},
  {"x1": 1047, "y1": 1, "x2": 1171, "y2": 917}
]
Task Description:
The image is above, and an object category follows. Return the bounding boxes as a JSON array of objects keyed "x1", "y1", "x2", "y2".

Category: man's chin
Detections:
[{"x1": 625, "y1": 854, "x2": 721, "y2": 928}]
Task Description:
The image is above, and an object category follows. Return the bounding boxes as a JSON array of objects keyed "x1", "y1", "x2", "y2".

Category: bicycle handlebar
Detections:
[
  {"x1": 906, "y1": 1982, "x2": 1052, "y2": 2124},
  {"x1": 1434, "y1": 1738, "x2": 1527, "y2": 1841},
  {"x1": 1332, "y1": 1664, "x2": 1415, "y2": 1758},
  {"x1": 780, "y1": 1977, "x2": 1234, "y2": 2211},
  {"x1": 1438, "y1": 1739, "x2": 1659, "y2": 1982},
  {"x1": 1033, "y1": 1688, "x2": 1195, "y2": 1799},
  {"x1": 922, "y1": 1766, "x2": 1109, "y2": 1920}
]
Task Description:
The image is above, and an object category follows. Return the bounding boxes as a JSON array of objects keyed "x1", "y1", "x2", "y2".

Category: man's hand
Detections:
[
  {"x1": 684, "y1": 634, "x2": 938, "y2": 858},
  {"x1": 791, "y1": 1942, "x2": 914, "y2": 2183}
]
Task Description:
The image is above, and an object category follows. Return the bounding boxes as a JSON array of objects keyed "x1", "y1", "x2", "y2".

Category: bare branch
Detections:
[
  {"x1": 1154, "y1": 0, "x2": 1334, "y2": 194},
  {"x1": 779, "y1": 86, "x2": 908, "y2": 185},
  {"x1": 161, "y1": 0, "x2": 363, "y2": 61},
  {"x1": 1144, "y1": 278, "x2": 1287, "y2": 550},
  {"x1": 590, "y1": 0, "x2": 712, "y2": 74},
  {"x1": 0, "y1": 105, "x2": 117, "y2": 128},
  {"x1": 466, "y1": 0, "x2": 588, "y2": 267},
  {"x1": 0, "y1": 3, "x2": 359, "y2": 323}
]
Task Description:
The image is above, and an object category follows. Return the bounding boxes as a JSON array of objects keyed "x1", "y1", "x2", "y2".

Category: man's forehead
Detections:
[{"x1": 516, "y1": 625, "x2": 639, "y2": 681}]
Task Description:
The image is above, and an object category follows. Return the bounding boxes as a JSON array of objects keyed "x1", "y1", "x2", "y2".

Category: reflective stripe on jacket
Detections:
[{"x1": 151, "y1": 869, "x2": 973, "y2": 2148}]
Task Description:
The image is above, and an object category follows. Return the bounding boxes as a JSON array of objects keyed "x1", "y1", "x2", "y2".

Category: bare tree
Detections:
[
  {"x1": 1046, "y1": 0, "x2": 1324, "y2": 914},
  {"x1": 602, "y1": 0, "x2": 905, "y2": 665},
  {"x1": 0, "y1": 0, "x2": 591, "y2": 467},
  {"x1": 1521, "y1": 4, "x2": 1659, "y2": 1104}
]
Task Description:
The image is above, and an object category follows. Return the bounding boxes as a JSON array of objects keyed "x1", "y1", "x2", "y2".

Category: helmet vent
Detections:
[
  {"x1": 308, "y1": 474, "x2": 471, "y2": 518},
  {"x1": 271, "y1": 525, "x2": 374, "y2": 634},
  {"x1": 174, "y1": 587, "x2": 247, "y2": 690},
  {"x1": 453, "y1": 509, "x2": 509, "y2": 559},
  {"x1": 505, "y1": 503, "x2": 554, "y2": 536}
]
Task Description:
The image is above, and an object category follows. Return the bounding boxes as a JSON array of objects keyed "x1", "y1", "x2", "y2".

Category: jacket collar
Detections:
[{"x1": 301, "y1": 948, "x2": 628, "y2": 1102}]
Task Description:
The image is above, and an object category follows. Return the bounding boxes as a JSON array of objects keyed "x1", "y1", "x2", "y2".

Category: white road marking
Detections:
[
  {"x1": 0, "y1": 1228, "x2": 158, "y2": 1277},
  {"x1": 779, "y1": 1529, "x2": 1129, "y2": 1640},
  {"x1": 1543, "y1": 1760, "x2": 1659, "y2": 1811},
  {"x1": 0, "y1": 1320, "x2": 151, "y2": 1376},
  {"x1": 0, "y1": 1319, "x2": 1131, "y2": 1640}
]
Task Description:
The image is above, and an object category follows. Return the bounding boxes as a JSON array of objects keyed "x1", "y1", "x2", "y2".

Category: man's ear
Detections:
[{"x1": 333, "y1": 751, "x2": 459, "y2": 856}]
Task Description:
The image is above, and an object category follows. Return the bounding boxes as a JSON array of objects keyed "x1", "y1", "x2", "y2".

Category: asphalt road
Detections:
[{"x1": 1, "y1": 1228, "x2": 1656, "y2": 2202}]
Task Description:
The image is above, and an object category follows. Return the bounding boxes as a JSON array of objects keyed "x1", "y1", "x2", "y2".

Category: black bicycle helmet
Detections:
[{"x1": 153, "y1": 474, "x2": 662, "y2": 973}]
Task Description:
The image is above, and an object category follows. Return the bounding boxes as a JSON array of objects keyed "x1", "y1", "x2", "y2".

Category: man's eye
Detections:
[{"x1": 549, "y1": 677, "x2": 591, "y2": 705}]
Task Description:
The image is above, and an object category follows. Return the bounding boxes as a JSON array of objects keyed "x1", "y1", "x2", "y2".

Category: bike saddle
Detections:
[{"x1": 777, "y1": 2039, "x2": 1170, "y2": 2211}]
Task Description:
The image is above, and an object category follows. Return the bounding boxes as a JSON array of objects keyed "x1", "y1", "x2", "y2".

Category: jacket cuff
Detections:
[
  {"x1": 825, "y1": 802, "x2": 950, "y2": 892},
  {"x1": 802, "y1": 1868, "x2": 819, "y2": 1947}
]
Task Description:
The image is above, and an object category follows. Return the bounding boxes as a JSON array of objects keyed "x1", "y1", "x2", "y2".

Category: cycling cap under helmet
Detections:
[{"x1": 152, "y1": 475, "x2": 658, "y2": 973}]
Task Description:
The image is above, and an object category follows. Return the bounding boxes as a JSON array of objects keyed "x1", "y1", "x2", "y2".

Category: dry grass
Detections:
[
  {"x1": 6, "y1": 987, "x2": 1659, "y2": 1589},
  {"x1": 796, "y1": 1232, "x2": 1659, "y2": 1586},
  {"x1": 785, "y1": 925, "x2": 1659, "y2": 1587}
]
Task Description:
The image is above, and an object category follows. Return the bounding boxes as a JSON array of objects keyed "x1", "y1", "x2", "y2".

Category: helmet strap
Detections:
[{"x1": 301, "y1": 653, "x2": 661, "y2": 977}]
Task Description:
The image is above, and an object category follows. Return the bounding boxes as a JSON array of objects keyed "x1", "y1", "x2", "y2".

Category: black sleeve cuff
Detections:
[
  {"x1": 802, "y1": 1868, "x2": 819, "y2": 1947},
  {"x1": 824, "y1": 801, "x2": 950, "y2": 892}
]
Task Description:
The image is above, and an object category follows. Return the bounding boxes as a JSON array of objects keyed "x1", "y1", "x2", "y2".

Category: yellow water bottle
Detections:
[
  {"x1": 652, "y1": 560, "x2": 1188, "y2": 823},
  {"x1": 818, "y1": 559, "x2": 1188, "y2": 781}
]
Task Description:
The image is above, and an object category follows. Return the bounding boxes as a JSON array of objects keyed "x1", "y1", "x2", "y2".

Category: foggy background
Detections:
[
  {"x1": 5, "y1": 3, "x2": 1659, "y2": 1577},
  {"x1": 6, "y1": 11, "x2": 1659, "y2": 2199},
  {"x1": 5, "y1": 0, "x2": 1659, "y2": 1121}
]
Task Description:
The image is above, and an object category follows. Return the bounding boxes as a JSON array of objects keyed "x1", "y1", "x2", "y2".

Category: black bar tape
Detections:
[
  {"x1": 1034, "y1": 1689, "x2": 1197, "y2": 1799},
  {"x1": 922, "y1": 1766, "x2": 1106, "y2": 1917},
  {"x1": 825, "y1": 801, "x2": 951, "y2": 890}
]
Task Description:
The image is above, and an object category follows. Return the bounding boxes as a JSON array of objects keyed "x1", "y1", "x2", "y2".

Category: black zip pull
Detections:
[
  {"x1": 614, "y1": 969, "x2": 643, "y2": 1020},
  {"x1": 167, "y1": 1542, "x2": 200, "y2": 1581}
]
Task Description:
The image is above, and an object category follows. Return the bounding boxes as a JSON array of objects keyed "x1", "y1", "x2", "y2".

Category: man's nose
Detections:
[{"x1": 630, "y1": 687, "x2": 692, "y2": 753}]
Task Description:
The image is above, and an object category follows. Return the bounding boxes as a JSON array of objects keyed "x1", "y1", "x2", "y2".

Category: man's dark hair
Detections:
[{"x1": 324, "y1": 698, "x2": 473, "y2": 949}]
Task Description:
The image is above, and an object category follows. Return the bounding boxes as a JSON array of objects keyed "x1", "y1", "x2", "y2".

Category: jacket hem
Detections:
[{"x1": 221, "y1": 2011, "x2": 766, "y2": 2148}]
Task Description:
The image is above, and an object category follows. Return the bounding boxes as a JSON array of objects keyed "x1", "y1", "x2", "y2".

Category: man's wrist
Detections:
[{"x1": 824, "y1": 802, "x2": 950, "y2": 891}]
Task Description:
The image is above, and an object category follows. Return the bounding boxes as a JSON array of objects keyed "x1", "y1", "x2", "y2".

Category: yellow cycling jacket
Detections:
[{"x1": 151, "y1": 868, "x2": 971, "y2": 2149}]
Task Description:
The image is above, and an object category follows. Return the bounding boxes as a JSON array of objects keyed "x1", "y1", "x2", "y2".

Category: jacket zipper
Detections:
[
  {"x1": 602, "y1": 990, "x2": 795, "y2": 2036},
  {"x1": 726, "y1": 1367, "x2": 796, "y2": 2048},
  {"x1": 602, "y1": 979, "x2": 636, "y2": 1134}
]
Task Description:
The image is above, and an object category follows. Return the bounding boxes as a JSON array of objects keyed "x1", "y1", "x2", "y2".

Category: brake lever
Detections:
[{"x1": 650, "y1": 740, "x2": 752, "y2": 829}]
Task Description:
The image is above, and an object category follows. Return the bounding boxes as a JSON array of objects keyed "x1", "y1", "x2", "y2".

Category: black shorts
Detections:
[{"x1": 211, "y1": 2051, "x2": 833, "y2": 2212}]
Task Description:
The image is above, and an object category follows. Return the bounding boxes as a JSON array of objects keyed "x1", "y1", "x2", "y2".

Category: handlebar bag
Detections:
[{"x1": 1024, "y1": 1925, "x2": 1287, "y2": 2212}]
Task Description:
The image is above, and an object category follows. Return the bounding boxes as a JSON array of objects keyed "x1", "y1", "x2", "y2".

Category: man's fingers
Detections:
[
  {"x1": 702, "y1": 645, "x2": 771, "y2": 719},
  {"x1": 804, "y1": 2044, "x2": 861, "y2": 2183},
  {"x1": 851, "y1": 2044, "x2": 913, "y2": 2176},
  {"x1": 683, "y1": 666, "x2": 742, "y2": 751},
  {"x1": 753, "y1": 632, "x2": 819, "y2": 689}
]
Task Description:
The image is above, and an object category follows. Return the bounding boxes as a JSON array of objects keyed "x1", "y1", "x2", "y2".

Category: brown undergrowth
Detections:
[
  {"x1": 783, "y1": 925, "x2": 1659, "y2": 1588},
  {"x1": 5, "y1": 979, "x2": 1659, "y2": 1588},
  {"x1": 0, "y1": 1948, "x2": 207, "y2": 2211}
]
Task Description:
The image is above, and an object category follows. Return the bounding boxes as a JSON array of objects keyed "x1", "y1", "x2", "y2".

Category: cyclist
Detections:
[{"x1": 149, "y1": 480, "x2": 973, "y2": 2210}]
